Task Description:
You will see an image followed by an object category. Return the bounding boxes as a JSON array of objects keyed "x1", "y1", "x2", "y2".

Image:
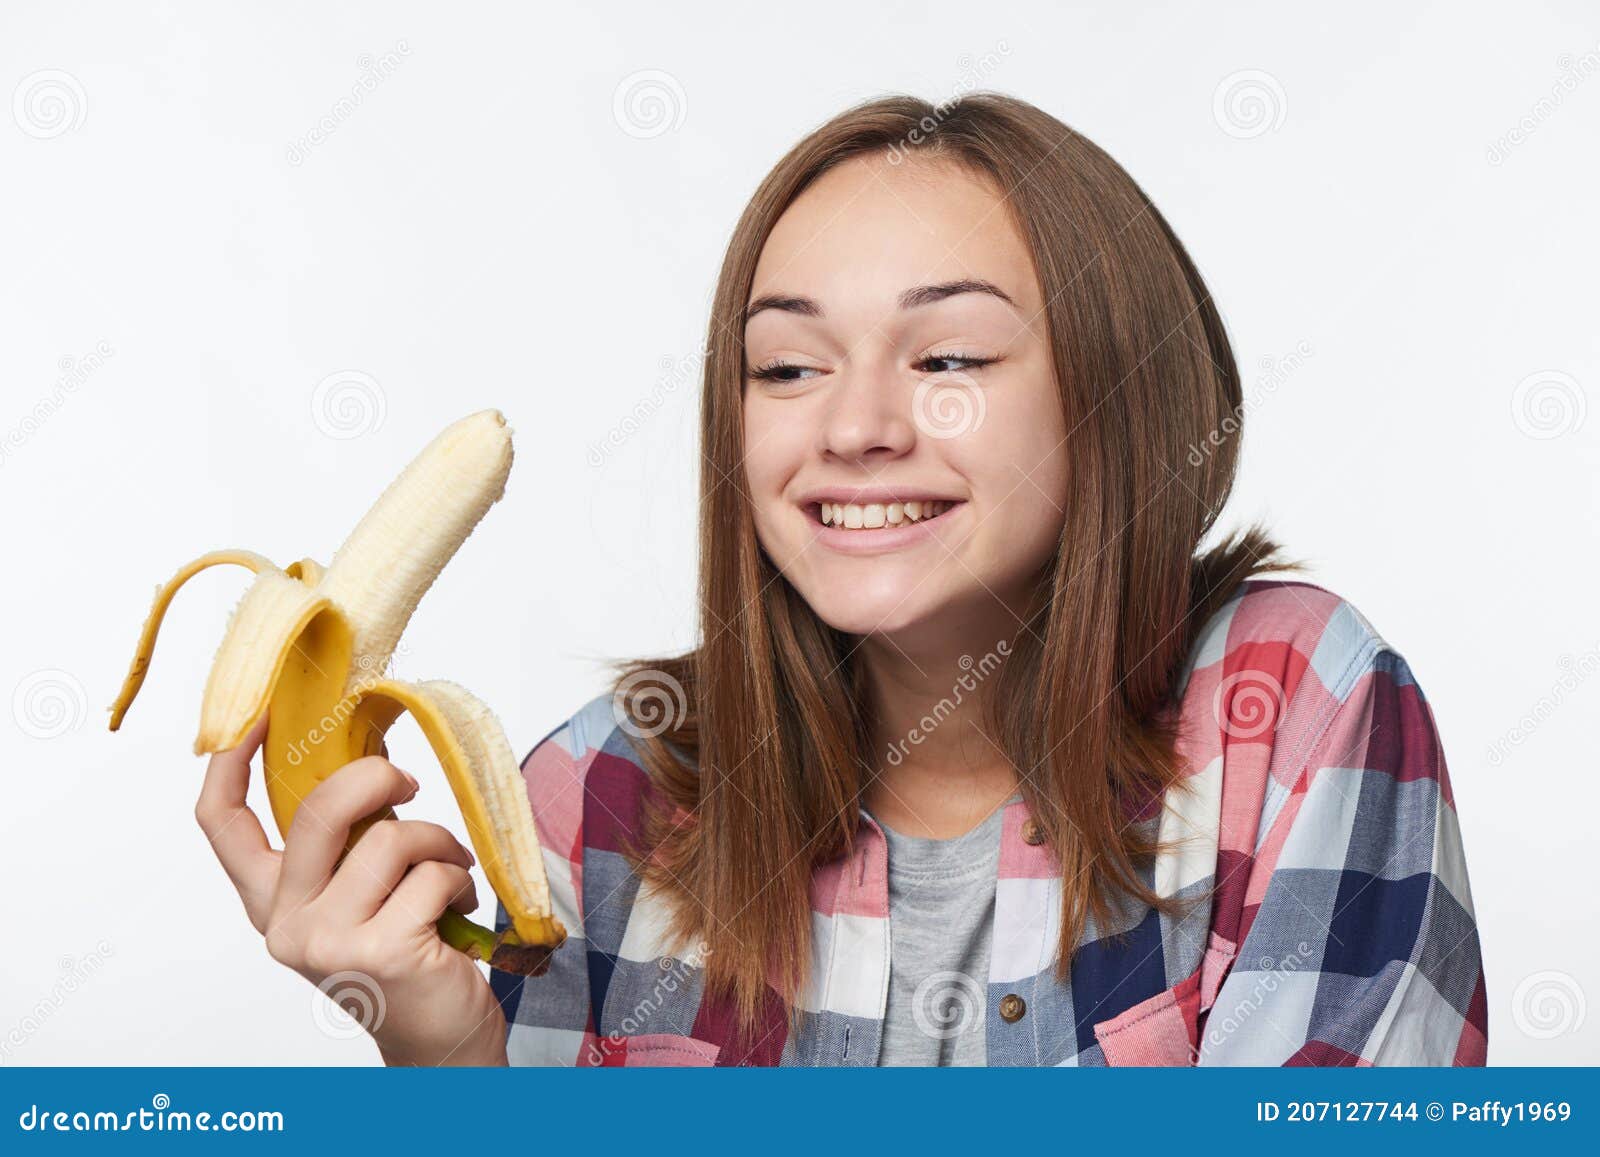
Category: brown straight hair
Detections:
[{"x1": 610, "y1": 92, "x2": 1297, "y2": 1038}]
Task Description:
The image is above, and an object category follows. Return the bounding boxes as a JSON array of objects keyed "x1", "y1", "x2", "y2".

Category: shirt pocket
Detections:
[
  {"x1": 1092, "y1": 931, "x2": 1238, "y2": 1067},
  {"x1": 588, "y1": 1032, "x2": 723, "y2": 1067}
]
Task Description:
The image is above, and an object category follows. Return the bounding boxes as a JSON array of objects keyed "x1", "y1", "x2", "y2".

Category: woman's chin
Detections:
[{"x1": 809, "y1": 591, "x2": 947, "y2": 639}]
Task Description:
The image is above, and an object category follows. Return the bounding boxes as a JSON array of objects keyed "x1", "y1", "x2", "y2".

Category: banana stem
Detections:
[{"x1": 436, "y1": 910, "x2": 557, "y2": 977}]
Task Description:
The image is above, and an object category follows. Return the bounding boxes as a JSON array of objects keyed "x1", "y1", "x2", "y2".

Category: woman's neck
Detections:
[{"x1": 856, "y1": 612, "x2": 1022, "y2": 839}]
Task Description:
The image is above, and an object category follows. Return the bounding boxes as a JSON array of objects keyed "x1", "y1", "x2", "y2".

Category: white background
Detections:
[{"x1": 1, "y1": 1, "x2": 1596, "y2": 1065}]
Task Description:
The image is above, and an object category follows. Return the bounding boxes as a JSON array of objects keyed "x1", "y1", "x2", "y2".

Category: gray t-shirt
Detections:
[{"x1": 867, "y1": 799, "x2": 1012, "y2": 1066}]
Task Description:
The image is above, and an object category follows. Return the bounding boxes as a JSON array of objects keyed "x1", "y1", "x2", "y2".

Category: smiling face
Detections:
[{"x1": 741, "y1": 153, "x2": 1070, "y2": 644}]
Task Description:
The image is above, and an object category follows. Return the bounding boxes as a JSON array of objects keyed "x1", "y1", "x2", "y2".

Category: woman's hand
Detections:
[{"x1": 195, "y1": 714, "x2": 509, "y2": 1066}]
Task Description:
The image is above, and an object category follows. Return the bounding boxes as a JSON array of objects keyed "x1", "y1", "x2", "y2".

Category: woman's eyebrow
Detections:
[{"x1": 744, "y1": 278, "x2": 1016, "y2": 323}]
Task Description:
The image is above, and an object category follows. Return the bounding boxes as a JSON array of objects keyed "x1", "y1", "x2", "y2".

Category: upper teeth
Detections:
[{"x1": 818, "y1": 500, "x2": 954, "y2": 528}]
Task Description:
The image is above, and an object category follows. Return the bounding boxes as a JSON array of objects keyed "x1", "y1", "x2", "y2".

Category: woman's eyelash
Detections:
[
  {"x1": 916, "y1": 351, "x2": 1000, "y2": 374},
  {"x1": 746, "y1": 352, "x2": 1000, "y2": 383},
  {"x1": 747, "y1": 360, "x2": 817, "y2": 383}
]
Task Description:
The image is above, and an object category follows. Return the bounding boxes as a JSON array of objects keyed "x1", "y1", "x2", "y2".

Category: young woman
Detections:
[{"x1": 202, "y1": 93, "x2": 1487, "y2": 1066}]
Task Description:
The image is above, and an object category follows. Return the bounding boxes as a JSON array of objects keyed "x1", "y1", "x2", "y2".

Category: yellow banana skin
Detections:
[{"x1": 109, "y1": 412, "x2": 565, "y2": 976}]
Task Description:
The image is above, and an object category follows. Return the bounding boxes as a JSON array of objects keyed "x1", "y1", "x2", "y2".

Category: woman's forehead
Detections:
[{"x1": 749, "y1": 154, "x2": 1040, "y2": 318}]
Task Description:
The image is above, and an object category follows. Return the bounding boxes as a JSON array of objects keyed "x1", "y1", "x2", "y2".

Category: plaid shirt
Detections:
[{"x1": 491, "y1": 579, "x2": 1488, "y2": 1066}]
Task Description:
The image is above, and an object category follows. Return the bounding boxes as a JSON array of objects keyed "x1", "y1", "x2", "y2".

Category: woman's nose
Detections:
[{"x1": 817, "y1": 367, "x2": 917, "y2": 462}]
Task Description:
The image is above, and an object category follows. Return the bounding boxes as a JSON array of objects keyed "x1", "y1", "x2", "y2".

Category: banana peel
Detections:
[{"x1": 109, "y1": 410, "x2": 565, "y2": 976}]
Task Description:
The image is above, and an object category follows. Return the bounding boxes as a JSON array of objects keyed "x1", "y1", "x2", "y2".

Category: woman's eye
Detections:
[
  {"x1": 915, "y1": 352, "x2": 999, "y2": 375},
  {"x1": 748, "y1": 360, "x2": 821, "y2": 384},
  {"x1": 748, "y1": 352, "x2": 999, "y2": 383}
]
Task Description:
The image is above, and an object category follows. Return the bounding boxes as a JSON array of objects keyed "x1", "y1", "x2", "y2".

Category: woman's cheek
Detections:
[
  {"x1": 993, "y1": 366, "x2": 1070, "y2": 498},
  {"x1": 959, "y1": 383, "x2": 1069, "y2": 564},
  {"x1": 742, "y1": 410, "x2": 797, "y2": 547}
]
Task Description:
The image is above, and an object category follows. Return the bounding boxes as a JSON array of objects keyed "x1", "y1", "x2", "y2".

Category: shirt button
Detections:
[
  {"x1": 999, "y1": 994, "x2": 1026, "y2": 1023},
  {"x1": 1021, "y1": 819, "x2": 1045, "y2": 846}
]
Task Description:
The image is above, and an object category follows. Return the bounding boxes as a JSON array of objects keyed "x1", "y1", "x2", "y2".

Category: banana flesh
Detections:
[{"x1": 109, "y1": 410, "x2": 565, "y2": 975}]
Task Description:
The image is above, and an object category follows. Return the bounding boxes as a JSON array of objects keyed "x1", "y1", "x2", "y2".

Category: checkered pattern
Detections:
[{"x1": 490, "y1": 579, "x2": 1488, "y2": 1066}]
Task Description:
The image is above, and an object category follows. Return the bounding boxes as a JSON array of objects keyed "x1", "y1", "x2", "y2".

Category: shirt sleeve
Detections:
[
  {"x1": 489, "y1": 719, "x2": 594, "y2": 1066},
  {"x1": 1198, "y1": 647, "x2": 1489, "y2": 1066}
]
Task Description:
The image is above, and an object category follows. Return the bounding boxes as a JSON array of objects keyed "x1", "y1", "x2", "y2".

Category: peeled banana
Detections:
[{"x1": 109, "y1": 410, "x2": 565, "y2": 975}]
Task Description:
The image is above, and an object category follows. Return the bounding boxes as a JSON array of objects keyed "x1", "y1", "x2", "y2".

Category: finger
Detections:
[
  {"x1": 445, "y1": 881, "x2": 481, "y2": 915},
  {"x1": 369, "y1": 860, "x2": 477, "y2": 935},
  {"x1": 275, "y1": 756, "x2": 417, "y2": 912},
  {"x1": 195, "y1": 711, "x2": 278, "y2": 928},
  {"x1": 317, "y1": 820, "x2": 474, "y2": 924}
]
